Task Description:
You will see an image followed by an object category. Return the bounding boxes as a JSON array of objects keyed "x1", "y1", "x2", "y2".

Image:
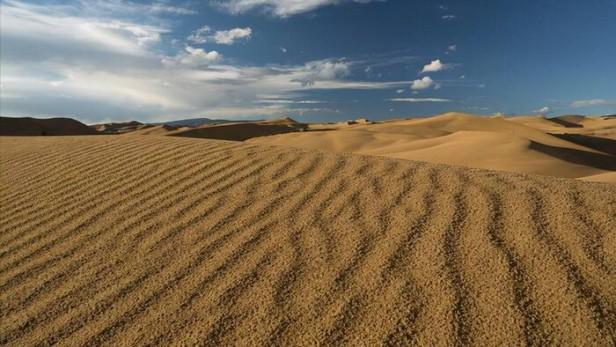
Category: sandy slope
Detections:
[
  {"x1": 579, "y1": 171, "x2": 616, "y2": 183},
  {"x1": 510, "y1": 115, "x2": 616, "y2": 139},
  {"x1": 1, "y1": 135, "x2": 615, "y2": 346},
  {"x1": 249, "y1": 113, "x2": 616, "y2": 179}
]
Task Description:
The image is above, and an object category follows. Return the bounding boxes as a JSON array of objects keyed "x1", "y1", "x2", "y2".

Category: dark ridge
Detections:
[
  {"x1": 545, "y1": 117, "x2": 583, "y2": 128},
  {"x1": 550, "y1": 133, "x2": 616, "y2": 155},
  {"x1": 172, "y1": 122, "x2": 308, "y2": 141},
  {"x1": 0, "y1": 117, "x2": 99, "y2": 136},
  {"x1": 154, "y1": 118, "x2": 238, "y2": 128},
  {"x1": 529, "y1": 141, "x2": 616, "y2": 171}
]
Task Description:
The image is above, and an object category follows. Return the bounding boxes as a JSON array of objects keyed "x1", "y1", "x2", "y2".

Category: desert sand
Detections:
[
  {"x1": 1, "y1": 135, "x2": 615, "y2": 345},
  {"x1": 248, "y1": 113, "x2": 616, "y2": 181}
]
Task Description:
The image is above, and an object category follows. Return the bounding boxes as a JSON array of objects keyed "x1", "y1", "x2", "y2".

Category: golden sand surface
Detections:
[{"x1": 1, "y1": 135, "x2": 615, "y2": 345}]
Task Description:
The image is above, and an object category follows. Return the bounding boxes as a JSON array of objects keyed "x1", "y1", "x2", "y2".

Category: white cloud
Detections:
[
  {"x1": 448, "y1": 45, "x2": 457, "y2": 51},
  {"x1": 390, "y1": 98, "x2": 451, "y2": 103},
  {"x1": 570, "y1": 99, "x2": 614, "y2": 108},
  {"x1": 0, "y1": 1, "x2": 168, "y2": 57},
  {"x1": 188, "y1": 26, "x2": 252, "y2": 45},
  {"x1": 411, "y1": 76, "x2": 435, "y2": 90},
  {"x1": 216, "y1": 0, "x2": 382, "y2": 17},
  {"x1": 142, "y1": 3, "x2": 197, "y2": 15},
  {"x1": 281, "y1": 47, "x2": 287, "y2": 53},
  {"x1": 187, "y1": 26, "x2": 211, "y2": 44},
  {"x1": 77, "y1": 0, "x2": 197, "y2": 16},
  {"x1": 256, "y1": 99, "x2": 324, "y2": 104},
  {"x1": 396, "y1": 89, "x2": 405, "y2": 94},
  {"x1": 213, "y1": 27, "x2": 252, "y2": 45},
  {"x1": 162, "y1": 46, "x2": 221, "y2": 67},
  {"x1": 421, "y1": 59, "x2": 449, "y2": 73},
  {"x1": 292, "y1": 60, "x2": 351, "y2": 86},
  {"x1": 442, "y1": 14, "x2": 456, "y2": 20},
  {"x1": 533, "y1": 106, "x2": 551, "y2": 114}
]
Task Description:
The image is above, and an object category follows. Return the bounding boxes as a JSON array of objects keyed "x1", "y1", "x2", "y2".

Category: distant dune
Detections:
[
  {"x1": 510, "y1": 115, "x2": 616, "y2": 139},
  {"x1": 171, "y1": 117, "x2": 307, "y2": 141},
  {"x1": 4, "y1": 113, "x2": 614, "y2": 181},
  {"x1": 154, "y1": 117, "x2": 234, "y2": 128},
  {"x1": 91, "y1": 121, "x2": 149, "y2": 134},
  {"x1": 1, "y1": 135, "x2": 614, "y2": 345},
  {"x1": 0, "y1": 117, "x2": 98, "y2": 136},
  {"x1": 249, "y1": 113, "x2": 616, "y2": 180}
]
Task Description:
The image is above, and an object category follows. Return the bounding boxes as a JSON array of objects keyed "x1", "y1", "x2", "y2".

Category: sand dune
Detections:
[
  {"x1": 0, "y1": 117, "x2": 98, "y2": 136},
  {"x1": 511, "y1": 115, "x2": 616, "y2": 139},
  {"x1": 91, "y1": 121, "x2": 149, "y2": 134},
  {"x1": 1, "y1": 135, "x2": 614, "y2": 345},
  {"x1": 249, "y1": 113, "x2": 616, "y2": 179},
  {"x1": 579, "y1": 171, "x2": 616, "y2": 183},
  {"x1": 126, "y1": 124, "x2": 191, "y2": 136}
]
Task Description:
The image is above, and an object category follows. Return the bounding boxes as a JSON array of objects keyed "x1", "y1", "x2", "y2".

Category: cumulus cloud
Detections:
[
  {"x1": 188, "y1": 26, "x2": 252, "y2": 45},
  {"x1": 166, "y1": 46, "x2": 221, "y2": 67},
  {"x1": 448, "y1": 45, "x2": 457, "y2": 51},
  {"x1": 421, "y1": 59, "x2": 449, "y2": 73},
  {"x1": 187, "y1": 26, "x2": 211, "y2": 44},
  {"x1": 292, "y1": 60, "x2": 351, "y2": 86},
  {"x1": 390, "y1": 98, "x2": 451, "y2": 103},
  {"x1": 215, "y1": 0, "x2": 382, "y2": 17},
  {"x1": 213, "y1": 27, "x2": 252, "y2": 44},
  {"x1": 570, "y1": 99, "x2": 614, "y2": 108},
  {"x1": 411, "y1": 76, "x2": 435, "y2": 90},
  {"x1": 533, "y1": 106, "x2": 551, "y2": 114}
]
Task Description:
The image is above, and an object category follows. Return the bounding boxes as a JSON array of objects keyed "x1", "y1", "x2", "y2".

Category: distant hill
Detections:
[{"x1": 0, "y1": 117, "x2": 98, "y2": 136}]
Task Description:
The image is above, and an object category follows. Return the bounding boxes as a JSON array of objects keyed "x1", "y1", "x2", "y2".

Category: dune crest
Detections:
[{"x1": 249, "y1": 113, "x2": 616, "y2": 180}]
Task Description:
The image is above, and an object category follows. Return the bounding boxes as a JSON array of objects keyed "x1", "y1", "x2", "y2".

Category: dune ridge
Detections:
[
  {"x1": 1, "y1": 135, "x2": 614, "y2": 345},
  {"x1": 249, "y1": 113, "x2": 616, "y2": 180}
]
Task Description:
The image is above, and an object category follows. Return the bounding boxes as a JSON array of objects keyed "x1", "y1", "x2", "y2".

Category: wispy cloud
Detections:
[
  {"x1": 570, "y1": 99, "x2": 614, "y2": 108},
  {"x1": 0, "y1": 0, "x2": 410, "y2": 121},
  {"x1": 214, "y1": 0, "x2": 384, "y2": 17},
  {"x1": 188, "y1": 25, "x2": 252, "y2": 45},
  {"x1": 390, "y1": 98, "x2": 451, "y2": 103}
]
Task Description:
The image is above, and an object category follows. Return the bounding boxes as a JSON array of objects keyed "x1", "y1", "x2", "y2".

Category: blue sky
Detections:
[{"x1": 1, "y1": 0, "x2": 615, "y2": 123}]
